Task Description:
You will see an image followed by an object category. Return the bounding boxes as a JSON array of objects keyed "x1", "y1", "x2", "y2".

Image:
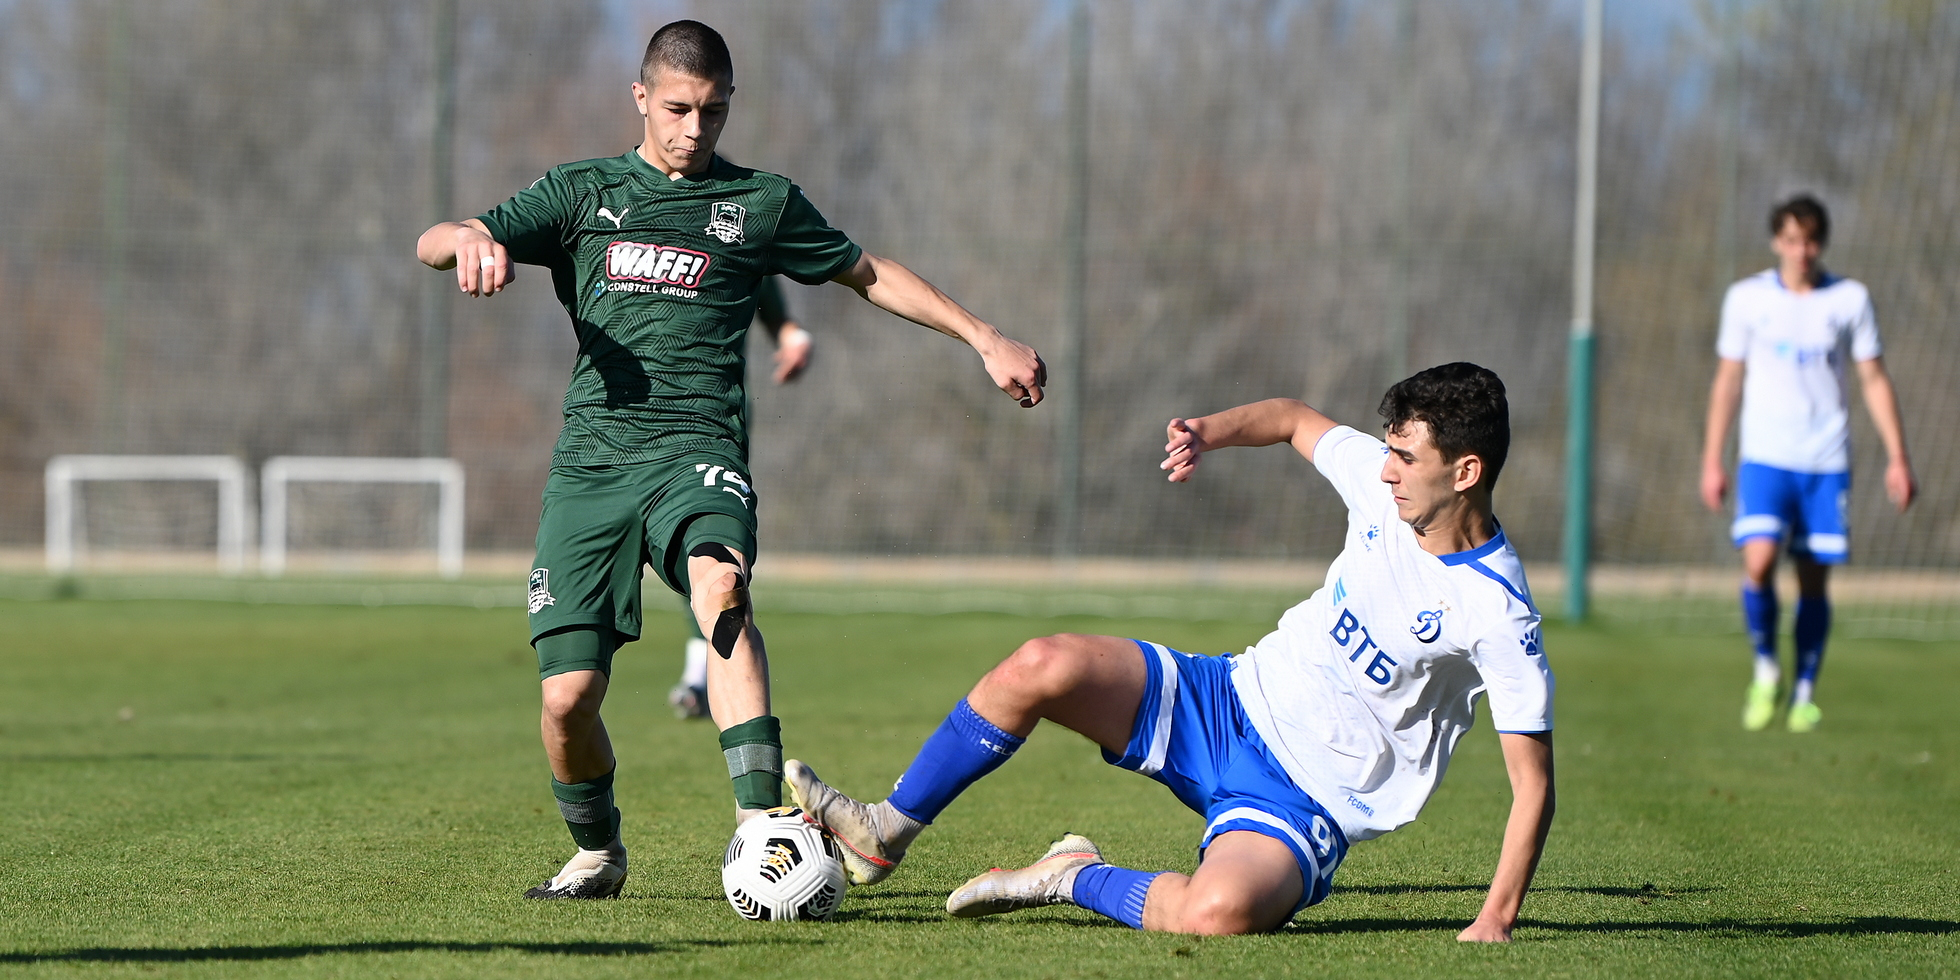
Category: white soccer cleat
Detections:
[
  {"x1": 523, "y1": 846, "x2": 627, "y2": 900},
  {"x1": 945, "y1": 833, "x2": 1104, "y2": 918},
  {"x1": 785, "y1": 759, "x2": 906, "y2": 886}
]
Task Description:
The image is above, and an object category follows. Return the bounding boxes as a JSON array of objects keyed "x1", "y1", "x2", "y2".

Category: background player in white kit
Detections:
[
  {"x1": 788, "y1": 363, "x2": 1555, "y2": 939},
  {"x1": 1701, "y1": 194, "x2": 1915, "y2": 733}
]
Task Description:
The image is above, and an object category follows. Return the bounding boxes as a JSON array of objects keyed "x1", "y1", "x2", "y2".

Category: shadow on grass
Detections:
[
  {"x1": 0, "y1": 938, "x2": 818, "y2": 964},
  {"x1": 1, "y1": 753, "x2": 364, "y2": 764},
  {"x1": 1342, "y1": 884, "x2": 1721, "y2": 898},
  {"x1": 1286, "y1": 917, "x2": 1960, "y2": 938}
]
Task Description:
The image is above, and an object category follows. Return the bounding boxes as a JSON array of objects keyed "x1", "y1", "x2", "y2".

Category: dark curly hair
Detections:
[{"x1": 1378, "y1": 362, "x2": 1510, "y2": 489}]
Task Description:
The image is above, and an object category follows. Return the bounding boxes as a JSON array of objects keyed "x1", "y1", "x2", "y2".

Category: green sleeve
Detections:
[
  {"x1": 754, "y1": 276, "x2": 788, "y2": 330},
  {"x1": 474, "y1": 170, "x2": 577, "y2": 266},
  {"x1": 767, "y1": 186, "x2": 861, "y2": 285}
]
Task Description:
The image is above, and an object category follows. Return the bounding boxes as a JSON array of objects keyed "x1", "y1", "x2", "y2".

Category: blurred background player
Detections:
[
  {"x1": 789, "y1": 364, "x2": 1554, "y2": 939},
  {"x1": 668, "y1": 275, "x2": 811, "y2": 720},
  {"x1": 416, "y1": 20, "x2": 1045, "y2": 899},
  {"x1": 1700, "y1": 194, "x2": 1916, "y2": 733}
]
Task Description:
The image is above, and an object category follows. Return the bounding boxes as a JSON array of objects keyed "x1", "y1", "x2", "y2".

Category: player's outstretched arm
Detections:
[
  {"x1": 830, "y1": 253, "x2": 1045, "y2": 407},
  {"x1": 1855, "y1": 356, "x2": 1916, "y2": 512},
  {"x1": 1459, "y1": 732, "x2": 1555, "y2": 943},
  {"x1": 416, "y1": 219, "x2": 514, "y2": 297},
  {"x1": 1160, "y1": 398, "x2": 1339, "y2": 483},
  {"x1": 1700, "y1": 358, "x2": 1744, "y2": 511}
]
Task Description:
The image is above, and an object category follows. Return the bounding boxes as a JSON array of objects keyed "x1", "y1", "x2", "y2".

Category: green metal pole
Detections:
[
  {"x1": 98, "y1": 0, "x2": 130, "y2": 453},
  {"x1": 1563, "y1": 0, "x2": 1602, "y2": 623},
  {"x1": 1055, "y1": 0, "x2": 1089, "y2": 559},
  {"x1": 419, "y1": 0, "x2": 457, "y2": 459}
]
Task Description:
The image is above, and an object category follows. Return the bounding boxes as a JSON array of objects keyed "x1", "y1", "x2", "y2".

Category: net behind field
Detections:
[{"x1": 0, "y1": 1, "x2": 1956, "y2": 633}]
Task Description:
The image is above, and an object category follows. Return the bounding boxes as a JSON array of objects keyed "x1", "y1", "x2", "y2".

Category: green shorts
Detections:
[{"x1": 528, "y1": 453, "x2": 757, "y2": 675}]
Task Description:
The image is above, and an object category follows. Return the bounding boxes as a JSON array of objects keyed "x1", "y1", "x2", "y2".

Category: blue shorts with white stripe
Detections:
[
  {"x1": 1732, "y1": 462, "x2": 1850, "y2": 563},
  {"x1": 1103, "y1": 640, "x2": 1349, "y2": 916}
]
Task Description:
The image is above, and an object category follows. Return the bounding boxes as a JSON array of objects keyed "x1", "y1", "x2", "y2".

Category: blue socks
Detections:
[
  {"x1": 1793, "y1": 596, "x2": 1830, "y2": 703},
  {"x1": 1071, "y1": 864, "x2": 1164, "y2": 929},
  {"x1": 886, "y1": 699, "x2": 1025, "y2": 824},
  {"x1": 1742, "y1": 583, "x2": 1779, "y2": 664}
]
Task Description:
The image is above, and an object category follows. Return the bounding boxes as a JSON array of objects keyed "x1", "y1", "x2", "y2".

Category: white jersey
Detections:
[
  {"x1": 1230, "y1": 426, "x2": 1554, "y2": 842},
  {"x1": 1717, "y1": 269, "x2": 1881, "y2": 474}
]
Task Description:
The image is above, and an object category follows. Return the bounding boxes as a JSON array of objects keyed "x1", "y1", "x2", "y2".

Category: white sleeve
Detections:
[
  {"x1": 1850, "y1": 291, "x2": 1882, "y2": 361},
  {"x1": 1312, "y1": 425, "x2": 1393, "y2": 514},
  {"x1": 1468, "y1": 612, "x2": 1554, "y2": 733},
  {"x1": 1715, "y1": 284, "x2": 1749, "y2": 361}
]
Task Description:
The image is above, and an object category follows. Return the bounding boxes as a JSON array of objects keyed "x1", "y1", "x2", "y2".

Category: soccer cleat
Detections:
[
  {"x1": 1742, "y1": 680, "x2": 1778, "y2": 731},
  {"x1": 945, "y1": 833, "x2": 1105, "y2": 918},
  {"x1": 785, "y1": 759, "x2": 904, "y2": 886},
  {"x1": 523, "y1": 846, "x2": 627, "y2": 900},
  {"x1": 1787, "y1": 701, "x2": 1822, "y2": 733},
  {"x1": 667, "y1": 682, "x2": 708, "y2": 720}
]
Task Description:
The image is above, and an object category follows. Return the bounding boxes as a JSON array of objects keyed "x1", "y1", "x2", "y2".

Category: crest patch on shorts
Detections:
[{"x1": 528, "y1": 568, "x2": 556, "y2": 614}]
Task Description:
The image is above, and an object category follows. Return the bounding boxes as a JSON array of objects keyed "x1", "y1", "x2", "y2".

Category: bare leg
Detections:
[
  {"x1": 966, "y1": 633, "x2": 1148, "y2": 745},
  {"x1": 687, "y1": 548, "x2": 769, "y2": 727},
  {"x1": 1139, "y1": 831, "x2": 1303, "y2": 934},
  {"x1": 1794, "y1": 555, "x2": 1829, "y2": 599},
  {"x1": 540, "y1": 669, "x2": 614, "y2": 784},
  {"x1": 1741, "y1": 537, "x2": 1779, "y2": 590}
]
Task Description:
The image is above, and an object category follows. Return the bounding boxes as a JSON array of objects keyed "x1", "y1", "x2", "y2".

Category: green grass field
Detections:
[{"x1": 1, "y1": 597, "x2": 1955, "y2": 978}]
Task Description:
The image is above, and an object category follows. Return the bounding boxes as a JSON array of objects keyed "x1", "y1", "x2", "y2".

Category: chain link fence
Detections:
[{"x1": 1, "y1": 0, "x2": 1955, "y2": 631}]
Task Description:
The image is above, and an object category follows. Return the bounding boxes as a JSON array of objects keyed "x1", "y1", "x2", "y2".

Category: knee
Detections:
[
  {"x1": 1174, "y1": 889, "x2": 1268, "y2": 936},
  {"x1": 687, "y1": 553, "x2": 748, "y2": 614},
  {"x1": 541, "y1": 675, "x2": 604, "y2": 728},
  {"x1": 994, "y1": 634, "x2": 1093, "y2": 702}
]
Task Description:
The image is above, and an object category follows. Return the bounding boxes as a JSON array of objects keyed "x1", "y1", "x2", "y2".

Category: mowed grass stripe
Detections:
[{"x1": 0, "y1": 599, "x2": 1954, "y2": 979}]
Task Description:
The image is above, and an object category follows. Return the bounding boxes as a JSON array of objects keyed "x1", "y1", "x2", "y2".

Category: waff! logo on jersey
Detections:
[
  {"x1": 1410, "y1": 609, "x2": 1444, "y2": 643},
  {"x1": 606, "y1": 241, "x2": 711, "y2": 288}
]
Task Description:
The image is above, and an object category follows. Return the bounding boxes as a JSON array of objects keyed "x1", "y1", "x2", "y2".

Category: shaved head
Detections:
[{"x1": 641, "y1": 20, "x2": 733, "y2": 87}]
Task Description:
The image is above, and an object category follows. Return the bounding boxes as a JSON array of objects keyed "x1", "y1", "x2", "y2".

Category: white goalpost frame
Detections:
[
  {"x1": 260, "y1": 457, "x2": 465, "y2": 580},
  {"x1": 45, "y1": 455, "x2": 253, "y2": 574}
]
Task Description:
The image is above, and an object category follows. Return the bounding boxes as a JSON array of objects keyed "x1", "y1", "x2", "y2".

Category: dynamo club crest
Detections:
[{"x1": 704, "y1": 202, "x2": 747, "y2": 244}]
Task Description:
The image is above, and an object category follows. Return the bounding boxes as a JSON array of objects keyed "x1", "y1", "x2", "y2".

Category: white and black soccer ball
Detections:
[{"x1": 721, "y1": 806, "x2": 847, "y2": 921}]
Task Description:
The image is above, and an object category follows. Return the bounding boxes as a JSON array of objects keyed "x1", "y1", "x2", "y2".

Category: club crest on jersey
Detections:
[
  {"x1": 703, "y1": 202, "x2": 746, "y2": 244},
  {"x1": 1410, "y1": 609, "x2": 1444, "y2": 643},
  {"x1": 528, "y1": 568, "x2": 556, "y2": 614},
  {"x1": 606, "y1": 241, "x2": 711, "y2": 288}
]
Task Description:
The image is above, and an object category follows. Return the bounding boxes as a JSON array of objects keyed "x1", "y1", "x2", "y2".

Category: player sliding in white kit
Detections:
[{"x1": 788, "y1": 363, "x2": 1555, "y2": 939}]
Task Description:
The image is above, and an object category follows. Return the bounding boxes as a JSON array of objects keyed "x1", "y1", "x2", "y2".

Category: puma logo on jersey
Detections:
[
  {"x1": 607, "y1": 241, "x2": 711, "y2": 288},
  {"x1": 597, "y1": 206, "x2": 630, "y2": 228}
]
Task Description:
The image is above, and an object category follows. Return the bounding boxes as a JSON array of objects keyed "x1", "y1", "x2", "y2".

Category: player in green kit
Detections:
[{"x1": 416, "y1": 20, "x2": 1046, "y2": 899}]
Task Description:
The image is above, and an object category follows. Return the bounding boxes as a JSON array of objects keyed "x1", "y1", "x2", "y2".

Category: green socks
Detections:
[
  {"x1": 719, "y1": 715, "x2": 784, "y2": 810},
  {"x1": 550, "y1": 719, "x2": 780, "y2": 842},
  {"x1": 552, "y1": 769, "x2": 620, "y2": 851}
]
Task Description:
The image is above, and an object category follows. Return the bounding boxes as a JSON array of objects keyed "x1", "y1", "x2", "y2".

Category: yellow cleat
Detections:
[
  {"x1": 1787, "y1": 701, "x2": 1822, "y2": 733},
  {"x1": 1742, "y1": 680, "x2": 1778, "y2": 731}
]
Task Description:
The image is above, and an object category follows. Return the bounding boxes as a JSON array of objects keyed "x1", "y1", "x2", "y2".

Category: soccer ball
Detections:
[{"x1": 721, "y1": 806, "x2": 847, "y2": 921}]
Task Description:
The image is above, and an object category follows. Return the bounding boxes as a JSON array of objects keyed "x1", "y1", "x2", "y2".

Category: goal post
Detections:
[
  {"x1": 45, "y1": 455, "x2": 253, "y2": 574},
  {"x1": 260, "y1": 457, "x2": 465, "y2": 579}
]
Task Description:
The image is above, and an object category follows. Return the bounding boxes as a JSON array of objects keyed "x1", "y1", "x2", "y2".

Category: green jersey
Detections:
[{"x1": 476, "y1": 150, "x2": 860, "y2": 465}]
